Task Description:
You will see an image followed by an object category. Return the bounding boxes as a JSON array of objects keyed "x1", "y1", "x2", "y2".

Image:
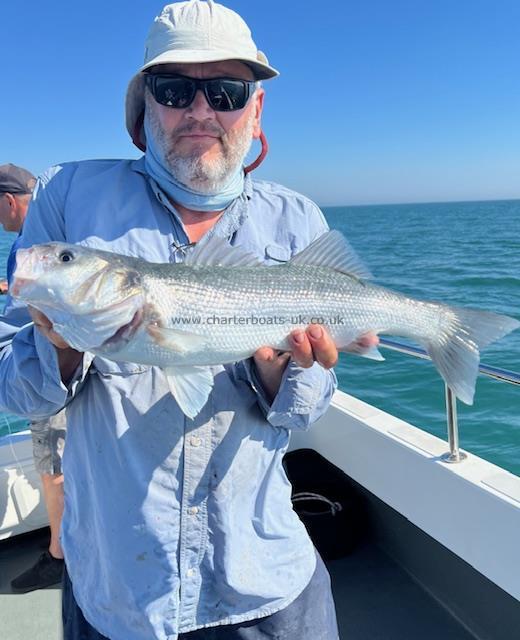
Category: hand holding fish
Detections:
[
  {"x1": 28, "y1": 306, "x2": 83, "y2": 383},
  {"x1": 253, "y1": 328, "x2": 379, "y2": 402},
  {"x1": 253, "y1": 324, "x2": 338, "y2": 401},
  {"x1": 29, "y1": 306, "x2": 70, "y2": 349}
]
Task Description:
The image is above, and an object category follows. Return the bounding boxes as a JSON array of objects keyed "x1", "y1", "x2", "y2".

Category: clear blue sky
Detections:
[{"x1": 2, "y1": 0, "x2": 519, "y2": 206}]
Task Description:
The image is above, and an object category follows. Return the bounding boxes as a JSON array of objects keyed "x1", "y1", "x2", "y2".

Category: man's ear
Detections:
[
  {"x1": 251, "y1": 88, "x2": 265, "y2": 139},
  {"x1": 4, "y1": 193, "x2": 16, "y2": 210}
]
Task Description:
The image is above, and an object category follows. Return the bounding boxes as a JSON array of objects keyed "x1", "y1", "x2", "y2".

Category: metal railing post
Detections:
[
  {"x1": 378, "y1": 337, "x2": 520, "y2": 466},
  {"x1": 441, "y1": 385, "x2": 467, "y2": 463}
]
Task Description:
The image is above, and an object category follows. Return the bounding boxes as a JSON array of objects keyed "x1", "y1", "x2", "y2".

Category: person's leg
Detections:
[
  {"x1": 62, "y1": 563, "x2": 110, "y2": 640},
  {"x1": 41, "y1": 472, "x2": 64, "y2": 559},
  {"x1": 10, "y1": 415, "x2": 66, "y2": 593},
  {"x1": 235, "y1": 552, "x2": 338, "y2": 639}
]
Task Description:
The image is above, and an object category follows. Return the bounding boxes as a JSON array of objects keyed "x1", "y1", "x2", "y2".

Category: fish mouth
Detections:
[
  {"x1": 10, "y1": 277, "x2": 34, "y2": 298},
  {"x1": 102, "y1": 308, "x2": 144, "y2": 350}
]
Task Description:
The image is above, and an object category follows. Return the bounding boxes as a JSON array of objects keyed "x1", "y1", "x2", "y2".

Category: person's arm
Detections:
[
  {"x1": 238, "y1": 340, "x2": 337, "y2": 431},
  {"x1": 0, "y1": 164, "x2": 88, "y2": 420},
  {"x1": 236, "y1": 201, "x2": 339, "y2": 429},
  {"x1": 253, "y1": 325, "x2": 338, "y2": 402},
  {"x1": 247, "y1": 329, "x2": 378, "y2": 430}
]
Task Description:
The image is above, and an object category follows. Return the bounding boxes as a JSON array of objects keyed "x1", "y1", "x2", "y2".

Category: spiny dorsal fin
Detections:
[
  {"x1": 185, "y1": 236, "x2": 263, "y2": 268},
  {"x1": 289, "y1": 230, "x2": 372, "y2": 280}
]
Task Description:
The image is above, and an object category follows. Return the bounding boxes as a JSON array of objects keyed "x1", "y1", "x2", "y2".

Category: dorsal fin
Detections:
[
  {"x1": 184, "y1": 235, "x2": 263, "y2": 268},
  {"x1": 289, "y1": 230, "x2": 372, "y2": 280}
]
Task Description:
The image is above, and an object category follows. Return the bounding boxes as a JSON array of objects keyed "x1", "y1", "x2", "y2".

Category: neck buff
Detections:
[{"x1": 143, "y1": 116, "x2": 245, "y2": 212}]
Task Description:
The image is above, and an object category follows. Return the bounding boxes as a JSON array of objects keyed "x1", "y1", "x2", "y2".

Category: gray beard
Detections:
[{"x1": 145, "y1": 98, "x2": 255, "y2": 194}]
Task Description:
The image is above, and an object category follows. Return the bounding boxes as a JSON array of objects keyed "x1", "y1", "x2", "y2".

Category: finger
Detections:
[
  {"x1": 276, "y1": 351, "x2": 291, "y2": 366},
  {"x1": 289, "y1": 330, "x2": 314, "y2": 368},
  {"x1": 27, "y1": 306, "x2": 71, "y2": 349},
  {"x1": 47, "y1": 330, "x2": 71, "y2": 350},
  {"x1": 253, "y1": 346, "x2": 277, "y2": 363},
  {"x1": 253, "y1": 348, "x2": 291, "y2": 370},
  {"x1": 356, "y1": 332, "x2": 379, "y2": 349},
  {"x1": 28, "y1": 306, "x2": 53, "y2": 329},
  {"x1": 344, "y1": 332, "x2": 380, "y2": 355},
  {"x1": 36, "y1": 323, "x2": 70, "y2": 349},
  {"x1": 306, "y1": 325, "x2": 338, "y2": 369}
]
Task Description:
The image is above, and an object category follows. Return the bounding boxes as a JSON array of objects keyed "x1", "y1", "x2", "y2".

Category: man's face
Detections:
[
  {"x1": 144, "y1": 60, "x2": 265, "y2": 193},
  {"x1": 0, "y1": 193, "x2": 30, "y2": 232}
]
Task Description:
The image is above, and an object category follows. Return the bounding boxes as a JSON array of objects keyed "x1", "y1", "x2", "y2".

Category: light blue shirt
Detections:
[
  {"x1": 6, "y1": 232, "x2": 22, "y2": 287},
  {"x1": 0, "y1": 158, "x2": 337, "y2": 640}
]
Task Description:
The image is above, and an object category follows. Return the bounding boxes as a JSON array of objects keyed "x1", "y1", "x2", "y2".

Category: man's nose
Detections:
[{"x1": 185, "y1": 89, "x2": 216, "y2": 119}]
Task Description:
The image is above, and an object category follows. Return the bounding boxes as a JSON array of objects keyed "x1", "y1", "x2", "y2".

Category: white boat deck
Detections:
[{"x1": 1, "y1": 529, "x2": 61, "y2": 640}]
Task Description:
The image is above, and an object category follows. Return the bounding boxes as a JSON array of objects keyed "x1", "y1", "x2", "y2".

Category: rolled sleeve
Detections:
[
  {"x1": 239, "y1": 358, "x2": 337, "y2": 431},
  {"x1": 0, "y1": 325, "x2": 68, "y2": 420}
]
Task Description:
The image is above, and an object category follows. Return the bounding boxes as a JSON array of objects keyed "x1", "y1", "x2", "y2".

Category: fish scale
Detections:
[{"x1": 141, "y1": 264, "x2": 427, "y2": 363}]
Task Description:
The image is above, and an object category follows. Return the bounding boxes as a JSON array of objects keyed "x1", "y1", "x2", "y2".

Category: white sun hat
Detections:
[{"x1": 126, "y1": 0, "x2": 279, "y2": 149}]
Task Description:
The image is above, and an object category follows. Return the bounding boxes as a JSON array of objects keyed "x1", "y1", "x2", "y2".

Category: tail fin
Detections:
[{"x1": 426, "y1": 307, "x2": 519, "y2": 404}]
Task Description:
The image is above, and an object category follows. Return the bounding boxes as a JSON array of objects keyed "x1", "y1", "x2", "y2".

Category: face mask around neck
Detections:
[{"x1": 143, "y1": 115, "x2": 245, "y2": 213}]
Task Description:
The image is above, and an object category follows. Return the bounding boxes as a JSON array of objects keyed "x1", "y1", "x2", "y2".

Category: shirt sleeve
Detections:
[
  {"x1": 237, "y1": 358, "x2": 337, "y2": 431},
  {"x1": 0, "y1": 164, "x2": 87, "y2": 420}
]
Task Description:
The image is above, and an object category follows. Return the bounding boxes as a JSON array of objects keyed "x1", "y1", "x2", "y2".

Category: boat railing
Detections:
[{"x1": 378, "y1": 338, "x2": 520, "y2": 464}]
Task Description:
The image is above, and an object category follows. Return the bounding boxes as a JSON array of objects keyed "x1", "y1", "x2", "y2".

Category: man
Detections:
[
  {"x1": 0, "y1": 2, "x2": 374, "y2": 638},
  {"x1": 0, "y1": 164, "x2": 36, "y2": 293},
  {"x1": 0, "y1": 163, "x2": 66, "y2": 592}
]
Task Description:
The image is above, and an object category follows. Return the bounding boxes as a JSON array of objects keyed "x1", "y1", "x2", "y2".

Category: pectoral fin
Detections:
[
  {"x1": 339, "y1": 340, "x2": 385, "y2": 361},
  {"x1": 164, "y1": 366, "x2": 214, "y2": 419},
  {"x1": 147, "y1": 325, "x2": 207, "y2": 354},
  {"x1": 358, "y1": 345, "x2": 385, "y2": 361}
]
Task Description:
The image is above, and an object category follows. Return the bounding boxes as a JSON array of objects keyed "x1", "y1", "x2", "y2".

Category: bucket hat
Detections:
[{"x1": 126, "y1": 0, "x2": 279, "y2": 149}]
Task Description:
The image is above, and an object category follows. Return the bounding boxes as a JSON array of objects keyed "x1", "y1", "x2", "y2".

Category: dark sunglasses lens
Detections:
[
  {"x1": 206, "y1": 79, "x2": 250, "y2": 111},
  {"x1": 151, "y1": 77, "x2": 196, "y2": 108}
]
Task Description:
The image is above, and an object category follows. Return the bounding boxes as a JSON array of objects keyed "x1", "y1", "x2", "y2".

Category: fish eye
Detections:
[{"x1": 58, "y1": 250, "x2": 75, "y2": 263}]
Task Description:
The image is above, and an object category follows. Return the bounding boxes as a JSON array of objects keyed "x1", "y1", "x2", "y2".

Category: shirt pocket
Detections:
[
  {"x1": 264, "y1": 243, "x2": 292, "y2": 264},
  {"x1": 91, "y1": 356, "x2": 151, "y2": 377}
]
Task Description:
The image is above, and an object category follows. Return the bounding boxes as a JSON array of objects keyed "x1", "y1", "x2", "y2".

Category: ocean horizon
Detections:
[{"x1": 323, "y1": 196, "x2": 520, "y2": 209}]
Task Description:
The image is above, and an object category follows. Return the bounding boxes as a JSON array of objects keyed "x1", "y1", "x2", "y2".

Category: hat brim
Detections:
[
  {"x1": 126, "y1": 73, "x2": 148, "y2": 149},
  {"x1": 141, "y1": 49, "x2": 279, "y2": 80},
  {"x1": 125, "y1": 51, "x2": 278, "y2": 148}
]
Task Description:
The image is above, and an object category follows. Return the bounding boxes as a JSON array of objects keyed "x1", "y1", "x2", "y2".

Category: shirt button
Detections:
[
  {"x1": 188, "y1": 506, "x2": 199, "y2": 515},
  {"x1": 190, "y1": 436, "x2": 202, "y2": 447},
  {"x1": 186, "y1": 568, "x2": 195, "y2": 578}
]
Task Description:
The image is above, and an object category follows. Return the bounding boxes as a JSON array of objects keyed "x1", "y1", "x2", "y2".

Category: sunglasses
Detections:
[{"x1": 145, "y1": 74, "x2": 256, "y2": 112}]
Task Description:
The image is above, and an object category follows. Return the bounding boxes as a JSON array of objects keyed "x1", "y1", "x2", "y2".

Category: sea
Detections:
[{"x1": 1, "y1": 199, "x2": 519, "y2": 476}]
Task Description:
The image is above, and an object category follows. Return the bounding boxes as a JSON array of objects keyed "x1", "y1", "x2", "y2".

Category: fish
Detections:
[{"x1": 11, "y1": 231, "x2": 520, "y2": 419}]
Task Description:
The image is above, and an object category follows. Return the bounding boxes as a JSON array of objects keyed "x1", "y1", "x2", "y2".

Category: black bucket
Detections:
[{"x1": 283, "y1": 449, "x2": 365, "y2": 560}]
